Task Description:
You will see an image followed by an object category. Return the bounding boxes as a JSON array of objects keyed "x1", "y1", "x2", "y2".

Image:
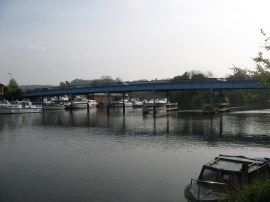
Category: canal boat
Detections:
[
  {"x1": 0, "y1": 100, "x2": 43, "y2": 114},
  {"x1": 184, "y1": 154, "x2": 270, "y2": 202}
]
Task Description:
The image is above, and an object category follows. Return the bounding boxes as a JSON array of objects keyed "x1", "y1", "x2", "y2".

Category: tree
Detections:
[
  {"x1": 228, "y1": 30, "x2": 270, "y2": 104},
  {"x1": 231, "y1": 29, "x2": 270, "y2": 84},
  {"x1": 4, "y1": 78, "x2": 21, "y2": 100},
  {"x1": 253, "y1": 29, "x2": 270, "y2": 85}
]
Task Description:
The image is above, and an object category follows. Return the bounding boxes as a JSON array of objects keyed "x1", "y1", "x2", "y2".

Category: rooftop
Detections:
[{"x1": 205, "y1": 155, "x2": 267, "y2": 173}]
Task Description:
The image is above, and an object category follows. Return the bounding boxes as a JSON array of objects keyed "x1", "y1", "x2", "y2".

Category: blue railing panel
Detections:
[{"x1": 21, "y1": 79, "x2": 265, "y2": 97}]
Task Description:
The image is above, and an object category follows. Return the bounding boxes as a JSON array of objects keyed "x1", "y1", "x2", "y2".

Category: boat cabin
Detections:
[
  {"x1": 185, "y1": 155, "x2": 270, "y2": 202},
  {"x1": 200, "y1": 155, "x2": 270, "y2": 188}
]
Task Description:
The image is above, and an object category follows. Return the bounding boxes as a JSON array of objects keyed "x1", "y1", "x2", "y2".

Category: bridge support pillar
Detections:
[
  {"x1": 210, "y1": 88, "x2": 213, "y2": 105},
  {"x1": 106, "y1": 92, "x2": 110, "y2": 115},
  {"x1": 153, "y1": 90, "x2": 156, "y2": 116}
]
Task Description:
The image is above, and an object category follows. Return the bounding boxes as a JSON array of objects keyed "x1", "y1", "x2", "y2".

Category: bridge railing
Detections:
[{"x1": 21, "y1": 77, "x2": 262, "y2": 93}]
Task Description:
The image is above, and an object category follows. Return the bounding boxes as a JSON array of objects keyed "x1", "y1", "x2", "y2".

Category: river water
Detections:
[{"x1": 0, "y1": 108, "x2": 269, "y2": 202}]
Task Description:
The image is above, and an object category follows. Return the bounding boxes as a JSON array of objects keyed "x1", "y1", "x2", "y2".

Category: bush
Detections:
[{"x1": 235, "y1": 180, "x2": 270, "y2": 202}]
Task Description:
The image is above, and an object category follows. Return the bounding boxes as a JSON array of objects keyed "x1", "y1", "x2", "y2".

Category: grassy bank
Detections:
[{"x1": 234, "y1": 180, "x2": 270, "y2": 202}]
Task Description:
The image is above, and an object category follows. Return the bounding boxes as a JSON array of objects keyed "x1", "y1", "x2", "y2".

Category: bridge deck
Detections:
[{"x1": 21, "y1": 79, "x2": 265, "y2": 98}]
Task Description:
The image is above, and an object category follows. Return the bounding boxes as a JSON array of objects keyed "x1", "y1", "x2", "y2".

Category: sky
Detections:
[{"x1": 1, "y1": 0, "x2": 270, "y2": 85}]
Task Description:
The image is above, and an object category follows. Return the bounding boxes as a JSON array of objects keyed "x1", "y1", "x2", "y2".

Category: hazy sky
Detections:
[{"x1": 1, "y1": 0, "x2": 270, "y2": 85}]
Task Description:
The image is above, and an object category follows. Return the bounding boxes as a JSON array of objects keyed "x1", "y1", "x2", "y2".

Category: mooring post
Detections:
[
  {"x1": 106, "y1": 92, "x2": 110, "y2": 115},
  {"x1": 87, "y1": 94, "x2": 90, "y2": 113},
  {"x1": 87, "y1": 102, "x2": 89, "y2": 112},
  {"x1": 122, "y1": 92, "x2": 125, "y2": 114},
  {"x1": 70, "y1": 94, "x2": 74, "y2": 111},
  {"x1": 41, "y1": 96, "x2": 44, "y2": 109}
]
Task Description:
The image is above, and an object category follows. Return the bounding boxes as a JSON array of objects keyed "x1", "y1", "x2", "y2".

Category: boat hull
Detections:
[
  {"x1": 184, "y1": 182, "x2": 229, "y2": 202},
  {"x1": 43, "y1": 105, "x2": 65, "y2": 110},
  {"x1": 0, "y1": 107, "x2": 42, "y2": 114}
]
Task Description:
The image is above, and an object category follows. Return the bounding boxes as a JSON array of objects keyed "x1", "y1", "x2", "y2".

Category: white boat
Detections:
[
  {"x1": 0, "y1": 100, "x2": 43, "y2": 114},
  {"x1": 123, "y1": 100, "x2": 133, "y2": 107},
  {"x1": 112, "y1": 100, "x2": 133, "y2": 107},
  {"x1": 132, "y1": 100, "x2": 143, "y2": 108},
  {"x1": 72, "y1": 101, "x2": 89, "y2": 109},
  {"x1": 65, "y1": 99, "x2": 90, "y2": 109},
  {"x1": 66, "y1": 96, "x2": 98, "y2": 109},
  {"x1": 43, "y1": 101, "x2": 65, "y2": 110},
  {"x1": 88, "y1": 100, "x2": 97, "y2": 107}
]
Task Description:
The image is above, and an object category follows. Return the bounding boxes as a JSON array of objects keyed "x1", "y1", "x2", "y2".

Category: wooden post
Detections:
[
  {"x1": 41, "y1": 96, "x2": 44, "y2": 109},
  {"x1": 70, "y1": 94, "x2": 74, "y2": 111},
  {"x1": 87, "y1": 94, "x2": 90, "y2": 113},
  {"x1": 210, "y1": 88, "x2": 213, "y2": 106},
  {"x1": 122, "y1": 92, "x2": 125, "y2": 114},
  {"x1": 87, "y1": 102, "x2": 89, "y2": 112},
  {"x1": 106, "y1": 92, "x2": 110, "y2": 115}
]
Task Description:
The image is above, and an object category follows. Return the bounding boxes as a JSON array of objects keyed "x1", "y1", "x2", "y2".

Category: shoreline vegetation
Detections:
[{"x1": 232, "y1": 180, "x2": 270, "y2": 202}]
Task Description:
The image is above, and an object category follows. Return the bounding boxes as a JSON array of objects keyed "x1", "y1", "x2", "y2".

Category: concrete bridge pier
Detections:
[
  {"x1": 210, "y1": 88, "x2": 213, "y2": 105},
  {"x1": 153, "y1": 90, "x2": 156, "y2": 116}
]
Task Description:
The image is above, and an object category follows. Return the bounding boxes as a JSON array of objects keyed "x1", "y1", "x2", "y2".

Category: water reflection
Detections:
[{"x1": 1, "y1": 108, "x2": 270, "y2": 147}]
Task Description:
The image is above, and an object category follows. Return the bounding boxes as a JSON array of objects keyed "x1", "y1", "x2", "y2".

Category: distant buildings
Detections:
[{"x1": 89, "y1": 93, "x2": 123, "y2": 103}]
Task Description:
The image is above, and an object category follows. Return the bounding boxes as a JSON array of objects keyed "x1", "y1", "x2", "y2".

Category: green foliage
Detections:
[
  {"x1": 60, "y1": 76, "x2": 122, "y2": 88},
  {"x1": 129, "y1": 91, "x2": 165, "y2": 100},
  {"x1": 4, "y1": 78, "x2": 21, "y2": 100},
  {"x1": 231, "y1": 29, "x2": 270, "y2": 85},
  {"x1": 229, "y1": 66, "x2": 253, "y2": 79},
  {"x1": 170, "y1": 70, "x2": 213, "y2": 109},
  {"x1": 235, "y1": 180, "x2": 270, "y2": 202}
]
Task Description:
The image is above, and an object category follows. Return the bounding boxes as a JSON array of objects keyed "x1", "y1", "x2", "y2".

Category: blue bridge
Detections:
[{"x1": 21, "y1": 78, "x2": 265, "y2": 98}]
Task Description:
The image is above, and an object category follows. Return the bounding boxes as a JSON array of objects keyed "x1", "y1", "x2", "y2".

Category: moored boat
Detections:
[
  {"x1": 202, "y1": 103, "x2": 230, "y2": 115},
  {"x1": 0, "y1": 100, "x2": 43, "y2": 114},
  {"x1": 65, "y1": 101, "x2": 90, "y2": 109},
  {"x1": 43, "y1": 101, "x2": 65, "y2": 110},
  {"x1": 184, "y1": 154, "x2": 270, "y2": 202},
  {"x1": 132, "y1": 100, "x2": 143, "y2": 108},
  {"x1": 217, "y1": 103, "x2": 230, "y2": 113},
  {"x1": 88, "y1": 99, "x2": 97, "y2": 107}
]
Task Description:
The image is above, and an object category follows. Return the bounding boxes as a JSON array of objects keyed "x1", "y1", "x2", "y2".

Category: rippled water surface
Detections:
[{"x1": 0, "y1": 108, "x2": 270, "y2": 202}]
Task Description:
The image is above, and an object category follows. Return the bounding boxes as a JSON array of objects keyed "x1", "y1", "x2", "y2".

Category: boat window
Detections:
[{"x1": 202, "y1": 169, "x2": 217, "y2": 181}]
